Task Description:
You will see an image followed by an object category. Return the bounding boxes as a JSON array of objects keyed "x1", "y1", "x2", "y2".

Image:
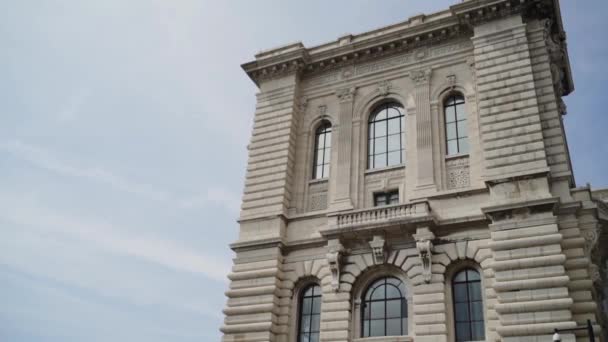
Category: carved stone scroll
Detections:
[
  {"x1": 369, "y1": 235, "x2": 387, "y2": 264},
  {"x1": 326, "y1": 239, "x2": 345, "y2": 292},
  {"x1": 413, "y1": 227, "x2": 435, "y2": 283}
]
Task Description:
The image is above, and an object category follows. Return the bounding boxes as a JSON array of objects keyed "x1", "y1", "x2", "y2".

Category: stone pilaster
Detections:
[
  {"x1": 410, "y1": 69, "x2": 436, "y2": 195},
  {"x1": 330, "y1": 86, "x2": 357, "y2": 211}
]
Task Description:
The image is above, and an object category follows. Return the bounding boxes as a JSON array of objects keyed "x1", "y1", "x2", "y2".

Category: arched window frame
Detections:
[
  {"x1": 367, "y1": 102, "x2": 406, "y2": 169},
  {"x1": 351, "y1": 267, "x2": 413, "y2": 339},
  {"x1": 312, "y1": 121, "x2": 332, "y2": 180},
  {"x1": 446, "y1": 262, "x2": 486, "y2": 342},
  {"x1": 443, "y1": 93, "x2": 469, "y2": 156},
  {"x1": 295, "y1": 282, "x2": 322, "y2": 342}
]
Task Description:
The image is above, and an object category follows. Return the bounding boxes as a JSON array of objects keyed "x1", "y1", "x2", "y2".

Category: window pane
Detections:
[
  {"x1": 402, "y1": 318, "x2": 408, "y2": 334},
  {"x1": 375, "y1": 137, "x2": 387, "y2": 153},
  {"x1": 375, "y1": 120, "x2": 387, "y2": 137},
  {"x1": 456, "y1": 322, "x2": 471, "y2": 342},
  {"x1": 374, "y1": 154, "x2": 387, "y2": 168},
  {"x1": 302, "y1": 298, "x2": 312, "y2": 313},
  {"x1": 312, "y1": 297, "x2": 321, "y2": 314},
  {"x1": 445, "y1": 106, "x2": 456, "y2": 123},
  {"x1": 446, "y1": 96, "x2": 455, "y2": 106},
  {"x1": 447, "y1": 139, "x2": 459, "y2": 155},
  {"x1": 457, "y1": 120, "x2": 468, "y2": 138},
  {"x1": 310, "y1": 315, "x2": 320, "y2": 332},
  {"x1": 322, "y1": 164, "x2": 330, "y2": 178},
  {"x1": 316, "y1": 151, "x2": 324, "y2": 166},
  {"x1": 314, "y1": 166, "x2": 323, "y2": 179},
  {"x1": 468, "y1": 282, "x2": 482, "y2": 301},
  {"x1": 301, "y1": 315, "x2": 311, "y2": 332},
  {"x1": 458, "y1": 138, "x2": 469, "y2": 154},
  {"x1": 386, "y1": 299, "x2": 402, "y2": 318},
  {"x1": 388, "y1": 192, "x2": 399, "y2": 204},
  {"x1": 470, "y1": 301, "x2": 483, "y2": 321},
  {"x1": 388, "y1": 134, "x2": 401, "y2": 152},
  {"x1": 374, "y1": 109, "x2": 387, "y2": 121},
  {"x1": 386, "y1": 318, "x2": 402, "y2": 336},
  {"x1": 454, "y1": 95, "x2": 465, "y2": 105},
  {"x1": 455, "y1": 303, "x2": 470, "y2": 322},
  {"x1": 324, "y1": 132, "x2": 331, "y2": 147},
  {"x1": 300, "y1": 333, "x2": 310, "y2": 342},
  {"x1": 456, "y1": 103, "x2": 467, "y2": 121},
  {"x1": 453, "y1": 283, "x2": 468, "y2": 303},
  {"x1": 324, "y1": 147, "x2": 331, "y2": 162},
  {"x1": 371, "y1": 301, "x2": 385, "y2": 318},
  {"x1": 446, "y1": 122, "x2": 457, "y2": 140},
  {"x1": 387, "y1": 106, "x2": 402, "y2": 118},
  {"x1": 386, "y1": 284, "x2": 401, "y2": 299},
  {"x1": 387, "y1": 117, "x2": 401, "y2": 135},
  {"x1": 309, "y1": 332, "x2": 319, "y2": 342},
  {"x1": 363, "y1": 303, "x2": 370, "y2": 319},
  {"x1": 388, "y1": 151, "x2": 401, "y2": 166},
  {"x1": 374, "y1": 194, "x2": 387, "y2": 207},
  {"x1": 316, "y1": 134, "x2": 325, "y2": 149},
  {"x1": 368, "y1": 155, "x2": 374, "y2": 169},
  {"x1": 370, "y1": 319, "x2": 385, "y2": 337},
  {"x1": 454, "y1": 270, "x2": 467, "y2": 282},
  {"x1": 471, "y1": 322, "x2": 485, "y2": 340},
  {"x1": 467, "y1": 269, "x2": 480, "y2": 281}
]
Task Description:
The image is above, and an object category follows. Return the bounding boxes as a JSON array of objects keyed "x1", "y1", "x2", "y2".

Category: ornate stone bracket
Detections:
[
  {"x1": 413, "y1": 227, "x2": 435, "y2": 283},
  {"x1": 326, "y1": 239, "x2": 345, "y2": 292},
  {"x1": 369, "y1": 235, "x2": 387, "y2": 264}
]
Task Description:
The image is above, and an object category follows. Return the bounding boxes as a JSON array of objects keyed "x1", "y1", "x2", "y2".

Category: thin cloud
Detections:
[
  {"x1": 0, "y1": 194, "x2": 230, "y2": 283},
  {"x1": 0, "y1": 140, "x2": 240, "y2": 213}
]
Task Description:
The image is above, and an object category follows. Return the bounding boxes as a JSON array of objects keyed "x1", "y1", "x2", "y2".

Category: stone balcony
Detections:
[{"x1": 322, "y1": 201, "x2": 435, "y2": 238}]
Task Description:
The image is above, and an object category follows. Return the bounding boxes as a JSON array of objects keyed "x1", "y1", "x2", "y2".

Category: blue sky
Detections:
[{"x1": 0, "y1": 1, "x2": 606, "y2": 341}]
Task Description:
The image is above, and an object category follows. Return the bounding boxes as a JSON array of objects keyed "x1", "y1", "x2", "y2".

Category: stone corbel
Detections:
[
  {"x1": 369, "y1": 235, "x2": 387, "y2": 264},
  {"x1": 377, "y1": 80, "x2": 392, "y2": 97},
  {"x1": 413, "y1": 227, "x2": 435, "y2": 283},
  {"x1": 326, "y1": 239, "x2": 345, "y2": 292}
]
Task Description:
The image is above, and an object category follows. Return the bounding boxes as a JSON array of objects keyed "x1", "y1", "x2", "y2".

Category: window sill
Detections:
[
  {"x1": 445, "y1": 153, "x2": 469, "y2": 160},
  {"x1": 308, "y1": 178, "x2": 329, "y2": 185},
  {"x1": 353, "y1": 336, "x2": 413, "y2": 342},
  {"x1": 365, "y1": 164, "x2": 405, "y2": 175}
]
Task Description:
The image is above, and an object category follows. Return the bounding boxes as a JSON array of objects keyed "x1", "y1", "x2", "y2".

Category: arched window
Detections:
[
  {"x1": 444, "y1": 94, "x2": 468, "y2": 155},
  {"x1": 298, "y1": 284, "x2": 321, "y2": 342},
  {"x1": 361, "y1": 276, "x2": 408, "y2": 337},
  {"x1": 313, "y1": 122, "x2": 332, "y2": 179},
  {"x1": 452, "y1": 268, "x2": 484, "y2": 342},
  {"x1": 368, "y1": 103, "x2": 405, "y2": 169}
]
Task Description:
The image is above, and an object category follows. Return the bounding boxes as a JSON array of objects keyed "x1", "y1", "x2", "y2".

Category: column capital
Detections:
[
  {"x1": 410, "y1": 68, "x2": 433, "y2": 86},
  {"x1": 335, "y1": 86, "x2": 357, "y2": 103}
]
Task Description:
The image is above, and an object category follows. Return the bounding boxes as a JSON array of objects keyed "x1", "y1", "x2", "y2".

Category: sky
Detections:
[{"x1": 0, "y1": 1, "x2": 606, "y2": 341}]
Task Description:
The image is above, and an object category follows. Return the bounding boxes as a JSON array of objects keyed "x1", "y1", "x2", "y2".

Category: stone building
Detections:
[{"x1": 221, "y1": 0, "x2": 608, "y2": 341}]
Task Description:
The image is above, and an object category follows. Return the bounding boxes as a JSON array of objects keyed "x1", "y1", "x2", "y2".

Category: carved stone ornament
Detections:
[
  {"x1": 410, "y1": 69, "x2": 432, "y2": 86},
  {"x1": 446, "y1": 74, "x2": 456, "y2": 89},
  {"x1": 589, "y1": 263, "x2": 601, "y2": 284},
  {"x1": 413, "y1": 227, "x2": 435, "y2": 283},
  {"x1": 377, "y1": 80, "x2": 392, "y2": 97},
  {"x1": 582, "y1": 228, "x2": 600, "y2": 255},
  {"x1": 298, "y1": 96, "x2": 309, "y2": 114},
  {"x1": 369, "y1": 235, "x2": 387, "y2": 264},
  {"x1": 335, "y1": 87, "x2": 357, "y2": 103},
  {"x1": 326, "y1": 239, "x2": 345, "y2": 292},
  {"x1": 317, "y1": 105, "x2": 327, "y2": 116}
]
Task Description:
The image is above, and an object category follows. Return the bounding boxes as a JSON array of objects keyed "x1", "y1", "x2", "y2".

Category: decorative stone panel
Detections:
[
  {"x1": 308, "y1": 180, "x2": 329, "y2": 211},
  {"x1": 445, "y1": 156, "x2": 470, "y2": 190}
]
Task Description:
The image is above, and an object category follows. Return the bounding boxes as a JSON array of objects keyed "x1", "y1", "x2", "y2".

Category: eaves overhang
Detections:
[{"x1": 242, "y1": 0, "x2": 573, "y2": 95}]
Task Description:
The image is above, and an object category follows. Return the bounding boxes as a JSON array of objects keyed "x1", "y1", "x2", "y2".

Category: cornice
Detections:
[{"x1": 242, "y1": 0, "x2": 572, "y2": 94}]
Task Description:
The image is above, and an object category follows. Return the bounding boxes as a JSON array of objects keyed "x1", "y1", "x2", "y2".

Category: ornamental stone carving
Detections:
[
  {"x1": 446, "y1": 157, "x2": 470, "y2": 190},
  {"x1": 335, "y1": 86, "x2": 357, "y2": 103},
  {"x1": 369, "y1": 235, "x2": 387, "y2": 264},
  {"x1": 413, "y1": 227, "x2": 435, "y2": 283},
  {"x1": 410, "y1": 69, "x2": 432, "y2": 86},
  {"x1": 377, "y1": 80, "x2": 392, "y2": 97},
  {"x1": 326, "y1": 239, "x2": 345, "y2": 292}
]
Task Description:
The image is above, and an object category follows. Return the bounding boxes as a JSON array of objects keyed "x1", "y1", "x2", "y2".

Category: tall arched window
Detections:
[
  {"x1": 298, "y1": 284, "x2": 321, "y2": 342},
  {"x1": 313, "y1": 122, "x2": 332, "y2": 179},
  {"x1": 361, "y1": 277, "x2": 408, "y2": 337},
  {"x1": 452, "y1": 269, "x2": 484, "y2": 342},
  {"x1": 444, "y1": 94, "x2": 468, "y2": 155},
  {"x1": 368, "y1": 103, "x2": 405, "y2": 169}
]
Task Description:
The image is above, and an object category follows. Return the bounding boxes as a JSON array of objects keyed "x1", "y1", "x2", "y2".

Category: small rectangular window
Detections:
[{"x1": 374, "y1": 190, "x2": 399, "y2": 206}]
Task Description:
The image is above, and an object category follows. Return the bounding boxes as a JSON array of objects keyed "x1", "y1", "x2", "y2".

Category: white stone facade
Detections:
[{"x1": 221, "y1": 1, "x2": 608, "y2": 341}]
